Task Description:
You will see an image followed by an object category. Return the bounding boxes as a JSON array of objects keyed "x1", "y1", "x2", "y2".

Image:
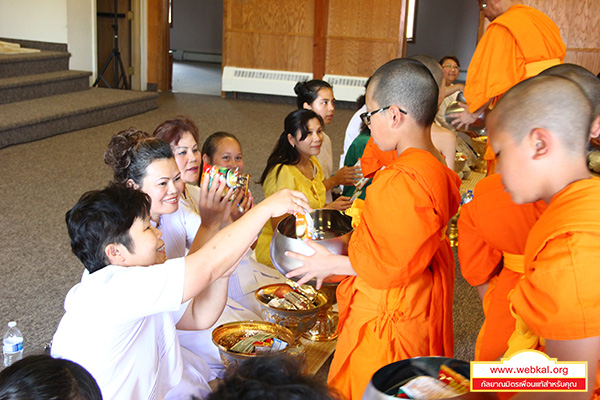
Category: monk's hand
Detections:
[
  {"x1": 260, "y1": 188, "x2": 312, "y2": 219},
  {"x1": 285, "y1": 240, "x2": 338, "y2": 289},
  {"x1": 450, "y1": 102, "x2": 477, "y2": 132}
]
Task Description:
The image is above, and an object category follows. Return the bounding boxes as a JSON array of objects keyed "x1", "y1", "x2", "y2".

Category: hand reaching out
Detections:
[
  {"x1": 333, "y1": 165, "x2": 362, "y2": 186},
  {"x1": 325, "y1": 195, "x2": 353, "y2": 211}
]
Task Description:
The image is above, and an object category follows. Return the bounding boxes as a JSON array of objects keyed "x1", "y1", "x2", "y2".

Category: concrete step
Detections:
[
  {"x1": 0, "y1": 50, "x2": 71, "y2": 79},
  {"x1": 0, "y1": 88, "x2": 158, "y2": 149},
  {"x1": 0, "y1": 70, "x2": 92, "y2": 104}
]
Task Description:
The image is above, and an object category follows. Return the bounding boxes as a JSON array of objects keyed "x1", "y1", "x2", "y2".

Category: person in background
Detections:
[
  {"x1": 451, "y1": 0, "x2": 566, "y2": 174},
  {"x1": 255, "y1": 109, "x2": 352, "y2": 267},
  {"x1": 0, "y1": 354, "x2": 102, "y2": 400},
  {"x1": 439, "y1": 55, "x2": 464, "y2": 96},
  {"x1": 295, "y1": 80, "x2": 362, "y2": 201}
]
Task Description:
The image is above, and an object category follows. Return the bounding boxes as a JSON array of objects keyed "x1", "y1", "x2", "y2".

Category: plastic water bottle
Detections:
[
  {"x1": 3, "y1": 321, "x2": 23, "y2": 367},
  {"x1": 461, "y1": 190, "x2": 474, "y2": 205}
]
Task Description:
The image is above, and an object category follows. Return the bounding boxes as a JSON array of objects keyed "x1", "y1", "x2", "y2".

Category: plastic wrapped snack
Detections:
[
  {"x1": 294, "y1": 211, "x2": 314, "y2": 239},
  {"x1": 229, "y1": 332, "x2": 288, "y2": 355}
]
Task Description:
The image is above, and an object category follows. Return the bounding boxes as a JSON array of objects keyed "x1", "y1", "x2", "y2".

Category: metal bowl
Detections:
[
  {"x1": 362, "y1": 356, "x2": 471, "y2": 399},
  {"x1": 270, "y1": 209, "x2": 353, "y2": 285},
  {"x1": 255, "y1": 284, "x2": 329, "y2": 337},
  {"x1": 212, "y1": 320, "x2": 295, "y2": 371},
  {"x1": 444, "y1": 92, "x2": 487, "y2": 135}
]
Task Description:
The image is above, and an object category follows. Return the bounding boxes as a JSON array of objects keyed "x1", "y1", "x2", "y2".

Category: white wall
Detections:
[{"x1": 0, "y1": 0, "x2": 96, "y2": 76}]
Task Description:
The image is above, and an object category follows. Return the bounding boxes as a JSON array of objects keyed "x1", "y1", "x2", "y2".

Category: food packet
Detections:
[
  {"x1": 230, "y1": 332, "x2": 274, "y2": 354},
  {"x1": 397, "y1": 375, "x2": 460, "y2": 399},
  {"x1": 267, "y1": 297, "x2": 297, "y2": 310},
  {"x1": 202, "y1": 163, "x2": 241, "y2": 199},
  {"x1": 438, "y1": 365, "x2": 470, "y2": 394},
  {"x1": 286, "y1": 279, "x2": 319, "y2": 303},
  {"x1": 283, "y1": 291, "x2": 315, "y2": 310},
  {"x1": 294, "y1": 211, "x2": 314, "y2": 239}
]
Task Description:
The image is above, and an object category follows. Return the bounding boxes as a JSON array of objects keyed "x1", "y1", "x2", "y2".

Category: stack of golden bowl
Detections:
[
  {"x1": 211, "y1": 320, "x2": 295, "y2": 371},
  {"x1": 255, "y1": 283, "x2": 329, "y2": 338}
]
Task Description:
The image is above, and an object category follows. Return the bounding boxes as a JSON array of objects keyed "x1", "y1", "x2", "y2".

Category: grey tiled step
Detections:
[
  {"x1": 0, "y1": 70, "x2": 92, "y2": 104},
  {"x1": 0, "y1": 88, "x2": 158, "y2": 149}
]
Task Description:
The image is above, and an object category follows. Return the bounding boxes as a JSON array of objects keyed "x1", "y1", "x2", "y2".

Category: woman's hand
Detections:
[
  {"x1": 333, "y1": 165, "x2": 362, "y2": 187},
  {"x1": 325, "y1": 195, "x2": 353, "y2": 211},
  {"x1": 197, "y1": 176, "x2": 233, "y2": 227},
  {"x1": 230, "y1": 190, "x2": 254, "y2": 222},
  {"x1": 257, "y1": 188, "x2": 312, "y2": 219}
]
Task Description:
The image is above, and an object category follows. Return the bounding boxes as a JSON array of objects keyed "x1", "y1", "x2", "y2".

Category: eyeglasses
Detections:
[
  {"x1": 442, "y1": 65, "x2": 460, "y2": 71},
  {"x1": 360, "y1": 106, "x2": 407, "y2": 126}
]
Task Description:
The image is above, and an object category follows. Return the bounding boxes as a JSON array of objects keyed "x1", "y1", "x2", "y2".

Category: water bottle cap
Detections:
[{"x1": 8, "y1": 321, "x2": 16, "y2": 328}]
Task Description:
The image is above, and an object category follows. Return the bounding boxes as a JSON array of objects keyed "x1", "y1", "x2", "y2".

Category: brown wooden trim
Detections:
[
  {"x1": 313, "y1": 0, "x2": 329, "y2": 80},
  {"x1": 328, "y1": 35, "x2": 398, "y2": 44},
  {"x1": 227, "y1": 28, "x2": 313, "y2": 37},
  {"x1": 566, "y1": 48, "x2": 600, "y2": 53}
]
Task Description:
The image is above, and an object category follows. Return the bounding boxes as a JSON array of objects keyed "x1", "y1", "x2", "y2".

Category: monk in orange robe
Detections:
[
  {"x1": 488, "y1": 75, "x2": 600, "y2": 399},
  {"x1": 458, "y1": 173, "x2": 546, "y2": 361},
  {"x1": 286, "y1": 59, "x2": 461, "y2": 399},
  {"x1": 452, "y1": 0, "x2": 566, "y2": 174}
]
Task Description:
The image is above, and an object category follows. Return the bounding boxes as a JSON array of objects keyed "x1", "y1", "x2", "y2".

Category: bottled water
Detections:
[
  {"x1": 461, "y1": 190, "x2": 474, "y2": 205},
  {"x1": 3, "y1": 321, "x2": 23, "y2": 367}
]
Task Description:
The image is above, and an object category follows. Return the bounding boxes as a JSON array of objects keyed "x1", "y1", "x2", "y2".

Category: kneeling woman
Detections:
[{"x1": 255, "y1": 109, "x2": 351, "y2": 266}]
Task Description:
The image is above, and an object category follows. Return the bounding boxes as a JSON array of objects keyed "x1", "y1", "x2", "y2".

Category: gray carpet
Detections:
[{"x1": 0, "y1": 92, "x2": 483, "y2": 377}]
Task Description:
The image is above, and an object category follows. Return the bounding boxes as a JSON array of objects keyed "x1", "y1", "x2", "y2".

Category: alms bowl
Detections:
[
  {"x1": 255, "y1": 283, "x2": 329, "y2": 337},
  {"x1": 270, "y1": 209, "x2": 353, "y2": 285},
  {"x1": 212, "y1": 320, "x2": 295, "y2": 370}
]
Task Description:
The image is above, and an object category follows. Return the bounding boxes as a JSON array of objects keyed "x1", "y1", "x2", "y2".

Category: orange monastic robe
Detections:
[
  {"x1": 359, "y1": 137, "x2": 397, "y2": 179},
  {"x1": 328, "y1": 148, "x2": 461, "y2": 400},
  {"x1": 464, "y1": 4, "x2": 565, "y2": 173},
  {"x1": 458, "y1": 174, "x2": 546, "y2": 361},
  {"x1": 509, "y1": 178, "x2": 600, "y2": 399}
]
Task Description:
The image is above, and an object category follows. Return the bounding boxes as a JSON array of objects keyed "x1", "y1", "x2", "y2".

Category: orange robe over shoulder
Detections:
[
  {"x1": 464, "y1": 4, "x2": 565, "y2": 173},
  {"x1": 509, "y1": 178, "x2": 600, "y2": 399},
  {"x1": 328, "y1": 148, "x2": 461, "y2": 400},
  {"x1": 458, "y1": 174, "x2": 546, "y2": 361},
  {"x1": 359, "y1": 137, "x2": 397, "y2": 179}
]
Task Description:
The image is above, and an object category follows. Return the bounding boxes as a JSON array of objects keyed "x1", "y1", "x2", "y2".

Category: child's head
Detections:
[
  {"x1": 258, "y1": 109, "x2": 323, "y2": 184},
  {"x1": 66, "y1": 183, "x2": 165, "y2": 273},
  {"x1": 105, "y1": 128, "x2": 183, "y2": 220},
  {"x1": 410, "y1": 54, "x2": 446, "y2": 106},
  {"x1": 294, "y1": 79, "x2": 335, "y2": 125},
  {"x1": 488, "y1": 75, "x2": 594, "y2": 204},
  {"x1": 538, "y1": 63, "x2": 600, "y2": 139},
  {"x1": 201, "y1": 131, "x2": 244, "y2": 171},
  {"x1": 364, "y1": 58, "x2": 438, "y2": 150},
  {"x1": 0, "y1": 354, "x2": 102, "y2": 400},
  {"x1": 153, "y1": 116, "x2": 201, "y2": 184}
]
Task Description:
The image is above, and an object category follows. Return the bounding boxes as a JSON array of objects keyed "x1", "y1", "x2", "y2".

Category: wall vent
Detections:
[
  {"x1": 222, "y1": 67, "x2": 312, "y2": 97},
  {"x1": 323, "y1": 74, "x2": 368, "y2": 102}
]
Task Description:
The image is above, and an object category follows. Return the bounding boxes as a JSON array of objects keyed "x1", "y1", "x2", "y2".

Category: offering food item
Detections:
[
  {"x1": 294, "y1": 211, "x2": 314, "y2": 239},
  {"x1": 394, "y1": 365, "x2": 470, "y2": 399},
  {"x1": 229, "y1": 332, "x2": 288, "y2": 355},
  {"x1": 237, "y1": 173, "x2": 250, "y2": 197},
  {"x1": 202, "y1": 164, "x2": 249, "y2": 200},
  {"x1": 286, "y1": 279, "x2": 319, "y2": 303},
  {"x1": 261, "y1": 283, "x2": 320, "y2": 311}
]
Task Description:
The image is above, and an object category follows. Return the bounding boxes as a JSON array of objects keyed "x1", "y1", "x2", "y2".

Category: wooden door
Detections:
[{"x1": 96, "y1": 0, "x2": 132, "y2": 88}]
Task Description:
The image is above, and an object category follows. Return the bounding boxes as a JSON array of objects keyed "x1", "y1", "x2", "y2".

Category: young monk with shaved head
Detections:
[
  {"x1": 285, "y1": 58, "x2": 461, "y2": 399},
  {"x1": 487, "y1": 75, "x2": 600, "y2": 399},
  {"x1": 459, "y1": 64, "x2": 600, "y2": 364}
]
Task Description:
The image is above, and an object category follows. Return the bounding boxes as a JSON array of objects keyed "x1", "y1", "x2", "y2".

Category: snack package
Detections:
[
  {"x1": 283, "y1": 291, "x2": 315, "y2": 310},
  {"x1": 398, "y1": 375, "x2": 460, "y2": 399},
  {"x1": 294, "y1": 211, "x2": 314, "y2": 239},
  {"x1": 202, "y1": 163, "x2": 242, "y2": 199},
  {"x1": 437, "y1": 365, "x2": 470, "y2": 395}
]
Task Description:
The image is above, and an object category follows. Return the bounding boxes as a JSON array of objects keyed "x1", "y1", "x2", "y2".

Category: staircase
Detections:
[{"x1": 0, "y1": 38, "x2": 158, "y2": 149}]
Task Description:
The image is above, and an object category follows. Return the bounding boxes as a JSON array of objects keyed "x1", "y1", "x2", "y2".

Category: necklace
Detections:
[{"x1": 181, "y1": 185, "x2": 199, "y2": 215}]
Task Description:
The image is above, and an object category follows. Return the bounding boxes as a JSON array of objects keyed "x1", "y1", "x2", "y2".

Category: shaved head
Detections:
[
  {"x1": 369, "y1": 58, "x2": 439, "y2": 127},
  {"x1": 490, "y1": 75, "x2": 593, "y2": 154},
  {"x1": 538, "y1": 63, "x2": 600, "y2": 116},
  {"x1": 410, "y1": 54, "x2": 444, "y2": 88}
]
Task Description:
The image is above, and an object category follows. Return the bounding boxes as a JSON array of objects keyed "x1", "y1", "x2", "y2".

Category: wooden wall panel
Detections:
[
  {"x1": 223, "y1": 0, "x2": 314, "y2": 72},
  {"x1": 325, "y1": 0, "x2": 406, "y2": 77},
  {"x1": 524, "y1": 0, "x2": 600, "y2": 74}
]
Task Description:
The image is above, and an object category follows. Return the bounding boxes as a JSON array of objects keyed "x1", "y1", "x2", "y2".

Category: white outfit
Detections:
[
  {"x1": 159, "y1": 184, "x2": 284, "y2": 377},
  {"x1": 339, "y1": 105, "x2": 366, "y2": 169},
  {"x1": 316, "y1": 132, "x2": 334, "y2": 203},
  {"x1": 51, "y1": 258, "x2": 213, "y2": 400}
]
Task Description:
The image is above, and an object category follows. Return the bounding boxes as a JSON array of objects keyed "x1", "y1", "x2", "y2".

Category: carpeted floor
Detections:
[{"x1": 0, "y1": 91, "x2": 483, "y2": 379}]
